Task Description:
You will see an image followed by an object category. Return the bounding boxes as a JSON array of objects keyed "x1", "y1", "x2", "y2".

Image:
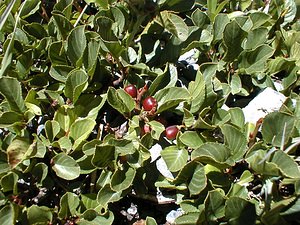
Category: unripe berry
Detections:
[
  {"x1": 124, "y1": 84, "x2": 137, "y2": 98},
  {"x1": 142, "y1": 96, "x2": 157, "y2": 111},
  {"x1": 165, "y1": 125, "x2": 179, "y2": 140}
]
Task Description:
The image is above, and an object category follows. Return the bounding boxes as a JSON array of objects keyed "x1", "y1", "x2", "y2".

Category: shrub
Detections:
[{"x1": 0, "y1": 0, "x2": 300, "y2": 224}]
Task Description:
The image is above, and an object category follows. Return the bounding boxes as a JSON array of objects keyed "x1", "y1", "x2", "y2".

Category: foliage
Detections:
[{"x1": 0, "y1": 0, "x2": 300, "y2": 224}]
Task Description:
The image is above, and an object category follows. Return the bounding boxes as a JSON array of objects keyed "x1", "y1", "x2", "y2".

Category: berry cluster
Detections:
[{"x1": 124, "y1": 84, "x2": 180, "y2": 140}]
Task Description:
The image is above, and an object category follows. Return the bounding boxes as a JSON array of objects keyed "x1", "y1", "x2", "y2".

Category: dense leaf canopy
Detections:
[{"x1": 0, "y1": 0, "x2": 300, "y2": 224}]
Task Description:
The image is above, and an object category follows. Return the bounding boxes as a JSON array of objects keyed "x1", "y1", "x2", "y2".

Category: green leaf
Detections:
[
  {"x1": 0, "y1": 172, "x2": 18, "y2": 193},
  {"x1": 223, "y1": 20, "x2": 247, "y2": 62},
  {"x1": 0, "y1": 0, "x2": 18, "y2": 32},
  {"x1": 229, "y1": 107, "x2": 245, "y2": 129},
  {"x1": 25, "y1": 136, "x2": 46, "y2": 159},
  {"x1": 230, "y1": 74, "x2": 242, "y2": 95},
  {"x1": 204, "y1": 189, "x2": 226, "y2": 222},
  {"x1": 183, "y1": 108, "x2": 194, "y2": 127},
  {"x1": 148, "y1": 66, "x2": 177, "y2": 97},
  {"x1": 246, "y1": 150, "x2": 281, "y2": 177},
  {"x1": 23, "y1": 22, "x2": 48, "y2": 39},
  {"x1": 79, "y1": 210, "x2": 114, "y2": 225},
  {"x1": 261, "y1": 112, "x2": 295, "y2": 147},
  {"x1": 175, "y1": 212, "x2": 201, "y2": 225},
  {"x1": 191, "y1": 8, "x2": 210, "y2": 28},
  {"x1": 31, "y1": 162, "x2": 48, "y2": 186},
  {"x1": 97, "y1": 184, "x2": 123, "y2": 207},
  {"x1": 179, "y1": 131, "x2": 205, "y2": 149},
  {"x1": 0, "y1": 111, "x2": 24, "y2": 128},
  {"x1": 67, "y1": 25, "x2": 87, "y2": 66},
  {"x1": 19, "y1": 0, "x2": 41, "y2": 19},
  {"x1": 48, "y1": 41, "x2": 68, "y2": 66},
  {"x1": 74, "y1": 94, "x2": 106, "y2": 120},
  {"x1": 220, "y1": 124, "x2": 248, "y2": 161},
  {"x1": 58, "y1": 192, "x2": 80, "y2": 219},
  {"x1": 225, "y1": 197, "x2": 257, "y2": 225},
  {"x1": 0, "y1": 204, "x2": 14, "y2": 225},
  {"x1": 188, "y1": 71, "x2": 205, "y2": 113},
  {"x1": 96, "y1": 16, "x2": 124, "y2": 58},
  {"x1": 188, "y1": 163, "x2": 206, "y2": 196},
  {"x1": 239, "y1": 44, "x2": 274, "y2": 74},
  {"x1": 157, "y1": 11, "x2": 189, "y2": 41},
  {"x1": 0, "y1": 77, "x2": 25, "y2": 113},
  {"x1": 92, "y1": 145, "x2": 115, "y2": 168},
  {"x1": 161, "y1": 146, "x2": 188, "y2": 172},
  {"x1": 281, "y1": 197, "x2": 300, "y2": 217},
  {"x1": 212, "y1": 109, "x2": 230, "y2": 126},
  {"x1": 52, "y1": 13, "x2": 73, "y2": 40},
  {"x1": 54, "y1": 105, "x2": 75, "y2": 133},
  {"x1": 245, "y1": 28, "x2": 268, "y2": 50},
  {"x1": 108, "y1": 138, "x2": 136, "y2": 155},
  {"x1": 52, "y1": 153, "x2": 80, "y2": 180},
  {"x1": 148, "y1": 120, "x2": 165, "y2": 140},
  {"x1": 81, "y1": 193, "x2": 98, "y2": 210},
  {"x1": 282, "y1": 0, "x2": 297, "y2": 26},
  {"x1": 69, "y1": 118, "x2": 96, "y2": 150},
  {"x1": 64, "y1": 69, "x2": 89, "y2": 104},
  {"x1": 160, "y1": 0, "x2": 195, "y2": 12},
  {"x1": 154, "y1": 87, "x2": 190, "y2": 113},
  {"x1": 213, "y1": 14, "x2": 230, "y2": 42},
  {"x1": 107, "y1": 87, "x2": 135, "y2": 115},
  {"x1": 111, "y1": 165, "x2": 136, "y2": 191},
  {"x1": 27, "y1": 205, "x2": 53, "y2": 225},
  {"x1": 271, "y1": 150, "x2": 300, "y2": 178},
  {"x1": 174, "y1": 161, "x2": 207, "y2": 195},
  {"x1": 45, "y1": 120, "x2": 60, "y2": 142},
  {"x1": 146, "y1": 217, "x2": 158, "y2": 225},
  {"x1": 191, "y1": 142, "x2": 234, "y2": 169},
  {"x1": 249, "y1": 12, "x2": 271, "y2": 29},
  {"x1": 84, "y1": 0, "x2": 109, "y2": 9}
]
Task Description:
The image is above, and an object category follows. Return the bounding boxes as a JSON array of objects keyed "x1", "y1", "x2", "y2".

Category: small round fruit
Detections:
[
  {"x1": 142, "y1": 96, "x2": 157, "y2": 111},
  {"x1": 124, "y1": 84, "x2": 137, "y2": 98},
  {"x1": 165, "y1": 125, "x2": 179, "y2": 140}
]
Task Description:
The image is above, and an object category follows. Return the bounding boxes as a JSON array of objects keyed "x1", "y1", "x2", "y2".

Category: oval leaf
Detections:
[{"x1": 52, "y1": 153, "x2": 80, "y2": 180}]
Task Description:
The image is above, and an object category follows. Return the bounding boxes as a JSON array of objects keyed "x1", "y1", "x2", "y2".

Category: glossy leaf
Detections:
[
  {"x1": 156, "y1": 11, "x2": 189, "y2": 41},
  {"x1": 52, "y1": 153, "x2": 80, "y2": 180},
  {"x1": 107, "y1": 87, "x2": 135, "y2": 115},
  {"x1": 64, "y1": 69, "x2": 89, "y2": 104},
  {"x1": 223, "y1": 20, "x2": 247, "y2": 61},
  {"x1": 161, "y1": 146, "x2": 188, "y2": 172},
  {"x1": 225, "y1": 197, "x2": 257, "y2": 225},
  {"x1": 0, "y1": 204, "x2": 14, "y2": 225},
  {"x1": 69, "y1": 118, "x2": 96, "y2": 150},
  {"x1": 154, "y1": 87, "x2": 190, "y2": 113},
  {"x1": 67, "y1": 25, "x2": 87, "y2": 66},
  {"x1": 45, "y1": 120, "x2": 60, "y2": 142},
  {"x1": 27, "y1": 205, "x2": 53, "y2": 225},
  {"x1": 191, "y1": 142, "x2": 234, "y2": 169},
  {"x1": 58, "y1": 192, "x2": 80, "y2": 219},
  {"x1": 111, "y1": 165, "x2": 136, "y2": 192},
  {"x1": 97, "y1": 184, "x2": 123, "y2": 207},
  {"x1": 220, "y1": 124, "x2": 248, "y2": 161},
  {"x1": 92, "y1": 145, "x2": 115, "y2": 168},
  {"x1": 261, "y1": 112, "x2": 295, "y2": 147},
  {"x1": 0, "y1": 77, "x2": 25, "y2": 113}
]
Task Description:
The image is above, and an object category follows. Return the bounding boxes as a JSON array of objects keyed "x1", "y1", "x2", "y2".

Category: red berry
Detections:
[
  {"x1": 124, "y1": 84, "x2": 137, "y2": 98},
  {"x1": 165, "y1": 125, "x2": 179, "y2": 140},
  {"x1": 142, "y1": 96, "x2": 157, "y2": 111}
]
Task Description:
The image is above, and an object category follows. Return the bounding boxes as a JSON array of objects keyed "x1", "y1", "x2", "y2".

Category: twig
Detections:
[{"x1": 74, "y1": 3, "x2": 89, "y2": 27}]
